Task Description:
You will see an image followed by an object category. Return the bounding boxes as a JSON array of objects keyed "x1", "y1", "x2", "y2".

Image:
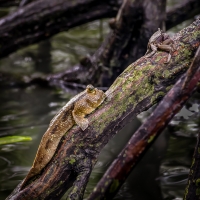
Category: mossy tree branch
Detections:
[
  {"x1": 88, "y1": 45, "x2": 200, "y2": 200},
  {"x1": 7, "y1": 18, "x2": 200, "y2": 200}
]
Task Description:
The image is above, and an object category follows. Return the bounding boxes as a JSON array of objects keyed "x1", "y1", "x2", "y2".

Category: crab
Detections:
[{"x1": 145, "y1": 28, "x2": 174, "y2": 63}]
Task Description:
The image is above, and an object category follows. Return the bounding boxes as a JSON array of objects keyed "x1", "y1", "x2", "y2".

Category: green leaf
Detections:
[{"x1": 0, "y1": 136, "x2": 32, "y2": 145}]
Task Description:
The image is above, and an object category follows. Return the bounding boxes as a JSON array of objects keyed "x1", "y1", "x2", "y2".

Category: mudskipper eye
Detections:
[{"x1": 86, "y1": 84, "x2": 96, "y2": 94}]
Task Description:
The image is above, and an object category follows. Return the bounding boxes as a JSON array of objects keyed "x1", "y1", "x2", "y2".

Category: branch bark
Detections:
[
  {"x1": 28, "y1": 0, "x2": 200, "y2": 88},
  {"x1": 0, "y1": 0, "x2": 121, "y2": 58},
  {"x1": 166, "y1": 0, "x2": 200, "y2": 30},
  {"x1": 19, "y1": 0, "x2": 37, "y2": 7},
  {"x1": 6, "y1": 17, "x2": 200, "y2": 200},
  {"x1": 0, "y1": 0, "x2": 199, "y2": 61},
  {"x1": 87, "y1": 45, "x2": 200, "y2": 200},
  {"x1": 97, "y1": 0, "x2": 167, "y2": 85},
  {"x1": 47, "y1": 0, "x2": 166, "y2": 88}
]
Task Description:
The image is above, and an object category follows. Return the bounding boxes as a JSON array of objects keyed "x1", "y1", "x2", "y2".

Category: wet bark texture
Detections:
[
  {"x1": 7, "y1": 18, "x2": 200, "y2": 200},
  {"x1": 88, "y1": 45, "x2": 200, "y2": 200},
  {"x1": 95, "y1": 0, "x2": 166, "y2": 86}
]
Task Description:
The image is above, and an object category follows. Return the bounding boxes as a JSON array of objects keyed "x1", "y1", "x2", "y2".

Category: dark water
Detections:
[{"x1": 0, "y1": 5, "x2": 200, "y2": 200}]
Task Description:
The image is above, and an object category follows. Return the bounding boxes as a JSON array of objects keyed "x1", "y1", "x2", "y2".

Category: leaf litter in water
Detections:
[{"x1": 0, "y1": 136, "x2": 32, "y2": 145}]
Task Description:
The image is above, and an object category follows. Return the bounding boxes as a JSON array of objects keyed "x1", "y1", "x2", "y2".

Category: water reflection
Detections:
[{"x1": 0, "y1": 86, "x2": 74, "y2": 199}]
